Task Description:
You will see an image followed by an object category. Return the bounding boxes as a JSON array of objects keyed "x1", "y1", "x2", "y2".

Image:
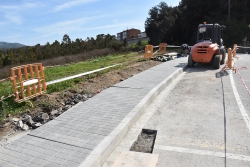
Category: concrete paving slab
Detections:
[{"x1": 112, "y1": 151, "x2": 159, "y2": 167}]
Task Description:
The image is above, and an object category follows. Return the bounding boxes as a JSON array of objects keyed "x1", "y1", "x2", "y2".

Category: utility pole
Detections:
[{"x1": 228, "y1": 0, "x2": 230, "y2": 21}]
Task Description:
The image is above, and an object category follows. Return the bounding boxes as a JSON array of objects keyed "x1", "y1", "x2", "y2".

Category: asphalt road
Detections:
[
  {"x1": 104, "y1": 53, "x2": 250, "y2": 167},
  {"x1": 147, "y1": 53, "x2": 250, "y2": 167}
]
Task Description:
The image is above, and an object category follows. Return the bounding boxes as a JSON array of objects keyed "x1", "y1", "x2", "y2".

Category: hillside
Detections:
[{"x1": 0, "y1": 42, "x2": 26, "y2": 49}]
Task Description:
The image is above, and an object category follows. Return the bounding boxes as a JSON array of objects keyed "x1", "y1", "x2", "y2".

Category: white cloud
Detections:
[
  {"x1": 0, "y1": 1, "x2": 40, "y2": 24},
  {"x1": 82, "y1": 21, "x2": 144, "y2": 31},
  {"x1": 0, "y1": 21, "x2": 6, "y2": 26},
  {"x1": 0, "y1": 1, "x2": 39, "y2": 10},
  {"x1": 33, "y1": 16, "x2": 104, "y2": 38},
  {"x1": 5, "y1": 14, "x2": 22, "y2": 25},
  {"x1": 54, "y1": 0, "x2": 98, "y2": 12}
]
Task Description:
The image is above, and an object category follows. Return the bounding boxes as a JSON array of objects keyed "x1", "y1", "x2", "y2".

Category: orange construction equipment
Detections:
[
  {"x1": 10, "y1": 63, "x2": 46, "y2": 103},
  {"x1": 188, "y1": 23, "x2": 226, "y2": 69}
]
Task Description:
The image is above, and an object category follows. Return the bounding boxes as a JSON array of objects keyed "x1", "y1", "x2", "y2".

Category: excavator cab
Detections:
[{"x1": 188, "y1": 23, "x2": 226, "y2": 69}]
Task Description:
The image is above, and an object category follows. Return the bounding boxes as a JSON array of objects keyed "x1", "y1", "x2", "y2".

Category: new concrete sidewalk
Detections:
[{"x1": 0, "y1": 57, "x2": 187, "y2": 167}]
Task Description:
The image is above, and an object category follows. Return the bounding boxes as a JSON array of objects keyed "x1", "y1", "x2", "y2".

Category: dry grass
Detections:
[{"x1": 0, "y1": 48, "x2": 114, "y2": 79}]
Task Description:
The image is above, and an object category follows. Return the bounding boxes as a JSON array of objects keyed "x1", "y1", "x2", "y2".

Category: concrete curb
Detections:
[{"x1": 80, "y1": 64, "x2": 188, "y2": 167}]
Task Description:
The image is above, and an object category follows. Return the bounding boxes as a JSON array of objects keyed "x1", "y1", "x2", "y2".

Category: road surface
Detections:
[{"x1": 104, "y1": 53, "x2": 250, "y2": 167}]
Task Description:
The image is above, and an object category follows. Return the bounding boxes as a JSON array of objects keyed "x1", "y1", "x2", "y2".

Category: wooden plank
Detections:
[
  {"x1": 112, "y1": 151, "x2": 159, "y2": 167},
  {"x1": 164, "y1": 52, "x2": 178, "y2": 56}
]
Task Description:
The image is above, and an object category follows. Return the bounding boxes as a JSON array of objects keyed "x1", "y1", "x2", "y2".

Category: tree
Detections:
[
  {"x1": 145, "y1": 2, "x2": 178, "y2": 45},
  {"x1": 0, "y1": 52, "x2": 3, "y2": 68},
  {"x1": 62, "y1": 34, "x2": 71, "y2": 44}
]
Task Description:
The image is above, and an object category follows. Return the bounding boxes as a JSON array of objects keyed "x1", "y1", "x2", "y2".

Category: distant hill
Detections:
[{"x1": 0, "y1": 42, "x2": 26, "y2": 49}]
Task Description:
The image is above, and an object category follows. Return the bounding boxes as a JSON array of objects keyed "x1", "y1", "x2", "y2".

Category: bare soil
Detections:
[{"x1": 0, "y1": 54, "x2": 162, "y2": 144}]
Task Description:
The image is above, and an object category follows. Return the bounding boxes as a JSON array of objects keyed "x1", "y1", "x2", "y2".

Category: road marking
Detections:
[
  {"x1": 229, "y1": 71, "x2": 250, "y2": 131},
  {"x1": 154, "y1": 145, "x2": 250, "y2": 162}
]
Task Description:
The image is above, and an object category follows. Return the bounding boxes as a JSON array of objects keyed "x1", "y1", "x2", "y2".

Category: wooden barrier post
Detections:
[
  {"x1": 144, "y1": 45, "x2": 154, "y2": 58},
  {"x1": 227, "y1": 48, "x2": 233, "y2": 69},
  {"x1": 159, "y1": 43, "x2": 167, "y2": 54},
  {"x1": 233, "y1": 44, "x2": 237, "y2": 58},
  {"x1": 10, "y1": 63, "x2": 47, "y2": 103},
  {"x1": 11, "y1": 69, "x2": 19, "y2": 101}
]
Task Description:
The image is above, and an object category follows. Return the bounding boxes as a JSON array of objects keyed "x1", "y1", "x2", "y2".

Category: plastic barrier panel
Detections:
[
  {"x1": 227, "y1": 48, "x2": 233, "y2": 69},
  {"x1": 145, "y1": 45, "x2": 154, "y2": 58},
  {"x1": 10, "y1": 63, "x2": 46, "y2": 103},
  {"x1": 159, "y1": 43, "x2": 167, "y2": 54}
]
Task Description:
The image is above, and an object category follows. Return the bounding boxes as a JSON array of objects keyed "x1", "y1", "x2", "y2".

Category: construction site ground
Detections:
[
  {"x1": 1, "y1": 53, "x2": 250, "y2": 167},
  {"x1": 104, "y1": 53, "x2": 250, "y2": 167}
]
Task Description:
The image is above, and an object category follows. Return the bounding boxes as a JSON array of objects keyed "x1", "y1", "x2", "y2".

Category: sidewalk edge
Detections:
[{"x1": 80, "y1": 64, "x2": 187, "y2": 167}]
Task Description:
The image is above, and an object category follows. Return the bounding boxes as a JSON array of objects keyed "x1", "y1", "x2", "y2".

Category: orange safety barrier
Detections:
[
  {"x1": 144, "y1": 45, "x2": 154, "y2": 58},
  {"x1": 10, "y1": 63, "x2": 46, "y2": 103},
  {"x1": 158, "y1": 43, "x2": 167, "y2": 54},
  {"x1": 223, "y1": 44, "x2": 238, "y2": 72},
  {"x1": 227, "y1": 48, "x2": 233, "y2": 69},
  {"x1": 233, "y1": 44, "x2": 238, "y2": 58}
]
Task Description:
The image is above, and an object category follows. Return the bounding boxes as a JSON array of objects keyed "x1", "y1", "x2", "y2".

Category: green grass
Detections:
[
  {"x1": 0, "y1": 52, "x2": 140, "y2": 120},
  {"x1": 45, "y1": 53, "x2": 135, "y2": 81}
]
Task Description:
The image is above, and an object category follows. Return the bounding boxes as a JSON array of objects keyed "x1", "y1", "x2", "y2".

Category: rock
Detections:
[
  {"x1": 41, "y1": 113, "x2": 49, "y2": 123},
  {"x1": 82, "y1": 95, "x2": 88, "y2": 101},
  {"x1": 82, "y1": 94, "x2": 88, "y2": 99},
  {"x1": 57, "y1": 107, "x2": 62, "y2": 112},
  {"x1": 16, "y1": 120, "x2": 24, "y2": 129},
  {"x1": 22, "y1": 124, "x2": 29, "y2": 131},
  {"x1": 71, "y1": 102, "x2": 75, "y2": 105},
  {"x1": 49, "y1": 115, "x2": 55, "y2": 120},
  {"x1": 74, "y1": 99, "x2": 79, "y2": 104},
  {"x1": 24, "y1": 115, "x2": 34, "y2": 125},
  {"x1": 65, "y1": 100, "x2": 71, "y2": 105},
  {"x1": 12, "y1": 118, "x2": 19, "y2": 122},
  {"x1": 77, "y1": 94, "x2": 82, "y2": 99},
  {"x1": 51, "y1": 109, "x2": 59, "y2": 116},
  {"x1": 60, "y1": 102, "x2": 65, "y2": 106},
  {"x1": 65, "y1": 105, "x2": 72, "y2": 109},
  {"x1": 33, "y1": 123, "x2": 42, "y2": 128},
  {"x1": 87, "y1": 94, "x2": 92, "y2": 98},
  {"x1": 33, "y1": 112, "x2": 50, "y2": 124}
]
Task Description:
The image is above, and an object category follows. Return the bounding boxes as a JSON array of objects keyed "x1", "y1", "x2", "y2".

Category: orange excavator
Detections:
[{"x1": 188, "y1": 22, "x2": 226, "y2": 69}]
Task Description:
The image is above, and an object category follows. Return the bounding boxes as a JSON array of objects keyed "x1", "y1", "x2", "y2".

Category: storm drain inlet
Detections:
[{"x1": 130, "y1": 129, "x2": 157, "y2": 153}]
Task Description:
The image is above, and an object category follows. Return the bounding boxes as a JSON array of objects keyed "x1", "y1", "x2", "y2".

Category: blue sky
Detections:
[{"x1": 0, "y1": 0, "x2": 180, "y2": 46}]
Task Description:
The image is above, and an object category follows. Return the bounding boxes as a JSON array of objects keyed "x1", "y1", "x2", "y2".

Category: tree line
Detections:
[
  {"x1": 145, "y1": 0, "x2": 250, "y2": 47},
  {"x1": 0, "y1": 34, "x2": 124, "y2": 68}
]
